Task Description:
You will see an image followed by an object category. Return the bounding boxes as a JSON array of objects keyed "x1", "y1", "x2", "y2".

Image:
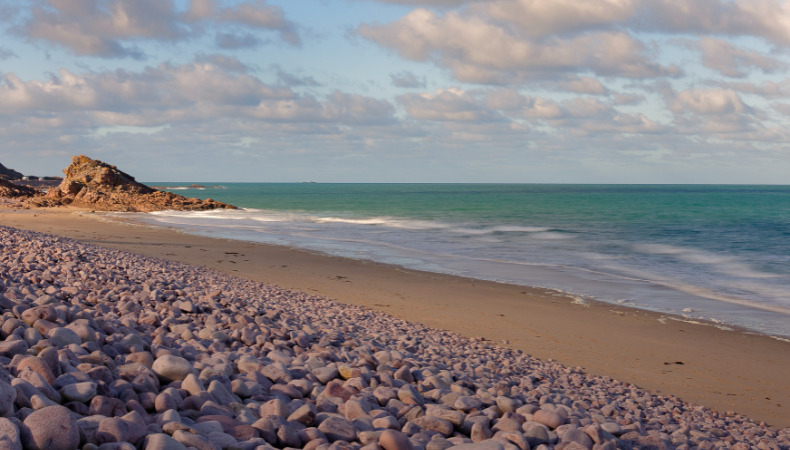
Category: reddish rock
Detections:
[
  {"x1": 90, "y1": 395, "x2": 128, "y2": 417},
  {"x1": 533, "y1": 409, "x2": 565, "y2": 429},
  {"x1": 26, "y1": 155, "x2": 236, "y2": 212},
  {"x1": 318, "y1": 415, "x2": 356, "y2": 442},
  {"x1": 20, "y1": 306, "x2": 57, "y2": 326},
  {"x1": 16, "y1": 356, "x2": 56, "y2": 385},
  {"x1": 0, "y1": 178, "x2": 39, "y2": 198},
  {"x1": 20, "y1": 405, "x2": 80, "y2": 450},
  {"x1": 413, "y1": 416, "x2": 454, "y2": 437},
  {"x1": 379, "y1": 429, "x2": 414, "y2": 450},
  {"x1": 0, "y1": 417, "x2": 22, "y2": 450}
]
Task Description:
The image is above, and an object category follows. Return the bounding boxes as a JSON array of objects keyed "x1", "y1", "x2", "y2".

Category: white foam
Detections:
[
  {"x1": 633, "y1": 243, "x2": 779, "y2": 279},
  {"x1": 111, "y1": 207, "x2": 790, "y2": 338},
  {"x1": 571, "y1": 297, "x2": 590, "y2": 307}
]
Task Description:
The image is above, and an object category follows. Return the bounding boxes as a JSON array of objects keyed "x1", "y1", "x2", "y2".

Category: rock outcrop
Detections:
[
  {"x1": 26, "y1": 155, "x2": 236, "y2": 212},
  {"x1": 0, "y1": 162, "x2": 23, "y2": 180},
  {"x1": 0, "y1": 178, "x2": 41, "y2": 198}
]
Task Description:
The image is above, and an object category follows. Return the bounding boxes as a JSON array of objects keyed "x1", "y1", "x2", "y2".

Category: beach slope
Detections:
[{"x1": 1, "y1": 207, "x2": 788, "y2": 433}]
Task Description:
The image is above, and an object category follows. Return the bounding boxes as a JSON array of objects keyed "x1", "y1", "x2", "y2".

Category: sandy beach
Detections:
[{"x1": 1, "y1": 206, "x2": 788, "y2": 432}]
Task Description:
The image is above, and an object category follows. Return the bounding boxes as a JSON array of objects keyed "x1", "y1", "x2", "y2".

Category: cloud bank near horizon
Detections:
[{"x1": 1, "y1": 0, "x2": 789, "y2": 183}]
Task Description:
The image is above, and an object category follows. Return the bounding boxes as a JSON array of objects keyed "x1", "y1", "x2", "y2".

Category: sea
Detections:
[{"x1": 126, "y1": 183, "x2": 790, "y2": 338}]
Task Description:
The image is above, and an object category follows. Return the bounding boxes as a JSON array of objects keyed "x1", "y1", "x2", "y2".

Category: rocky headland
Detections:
[
  {"x1": 22, "y1": 155, "x2": 236, "y2": 212},
  {"x1": 0, "y1": 225, "x2": 787, "y2": 450},
  {"x1": 0, "y1": 162, "x2": 24, "y2": 181}
]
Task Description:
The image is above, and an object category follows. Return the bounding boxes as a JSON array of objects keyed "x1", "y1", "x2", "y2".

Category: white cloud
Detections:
[
  {"x1": 699, "y1": 37, "x2": 784, "y2": 77},
  {"x1": 554, "y1": 76, "x2": 608, "y2": 95},
  {"x1": 523, "y1": 97, "x2": 564, "y2": 120},
  {"x1": 183, "y1": 0, "x2": 214, "y2": 22},
  {"x1": 359, "y1": 9, "x2": 678, "y2": 83},
  {"x1": 398, "y1": 88, "x2": 501, "y2": 121},
  {"x1": 719, "y1": 80, "x2": 790, "y2": 98},
  {"x1": 23, "y1": 0, "x2": 184, "y2": 57},
  {"x1": 482, "y1": 90, "x2": 564, "y2": 119},
  {"x1": 483, "y1": 0, "x2": 636, "y2": 37},
  {"x1": 194, "y1": 54, "x2": 251, "y2": 72},
  {"x1": 0, "y1": 61, "x2": 395, "y2": 128},
  {"x1": 216, "y1": 1, "x2": 300, "y2": 45},
  {"x1": 359, "y1": 0, "x2": 790, "y2": 87},
  {"x1": 357, "y1": 0, "x2": 480, "y2": 6},
  {"x1": 396, "y1": 86, "x2": 664, "y2": 137},
  {"x1": 10, "y1": 0, "x2": 300, "y2": 57},
  {"x1": 666, "y1": 87, "x2": 765, "y2": 139},
  {"x1": 671, "y1": 88, "x2": 748, "y2": 115},
  {"x1": 638, "y1": 0, "x2": 790, "y2": 46}
]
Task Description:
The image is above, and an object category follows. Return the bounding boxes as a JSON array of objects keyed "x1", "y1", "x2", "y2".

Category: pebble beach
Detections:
[{"x1": 1, "y1": 223, "x2": 789, "y2": 449}]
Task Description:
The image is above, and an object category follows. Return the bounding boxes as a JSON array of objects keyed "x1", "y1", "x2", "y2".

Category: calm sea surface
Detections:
[{"x1": 128, "y1": 184, "x2": 790, "y2": 337}]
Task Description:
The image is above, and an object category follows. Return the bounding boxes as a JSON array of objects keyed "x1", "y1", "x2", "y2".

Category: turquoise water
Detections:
[{"x1": 133, "y1": 183, "x2": 790, "y2": 337}]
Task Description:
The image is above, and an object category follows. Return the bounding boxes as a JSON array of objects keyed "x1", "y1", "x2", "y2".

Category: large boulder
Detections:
[{"x1": 27, "y1": 155, "x2": 236, "y2": 212}]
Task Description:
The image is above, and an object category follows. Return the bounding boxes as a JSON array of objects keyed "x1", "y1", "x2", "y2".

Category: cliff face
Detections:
[{"x1": 27, "y1": 155, "x2": 236, "y2": 212}]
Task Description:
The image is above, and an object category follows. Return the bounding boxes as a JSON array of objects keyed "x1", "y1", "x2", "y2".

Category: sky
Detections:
[{"x1": 1, "y1": 0, "x2": 790, "y2": 183}]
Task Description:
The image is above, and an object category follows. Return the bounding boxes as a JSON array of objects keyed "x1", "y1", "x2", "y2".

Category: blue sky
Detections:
[{"x1": 1, "y1": 0, "x2": 790, "y2": 183}]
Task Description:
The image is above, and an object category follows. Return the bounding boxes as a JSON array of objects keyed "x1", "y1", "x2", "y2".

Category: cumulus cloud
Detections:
[
  {"x1": 482, "y1": 0, "x2": 790, "y2": 45},
  {"x1": 526, "y1": 95, "x2": 663, "y2": 134},
  {"x1": 359, "y1": 0, "x2": 790, "y2": 86},
  {"x1": 11, "y1": 0, "x2": 300, "y2": 57},
  {"x1": 554, "y1": 76, "x2": 608, "y2": 95},
  {"x1": 398, "y1": 88, "x2": 502, "y2": 121},
  {"x1": 720, "y1": 80, "x2": 790, "y2": 98},
  {"x1": 699, "y1": 37, "x2": 784, "y2": 77},
  {"x1": 391, "y1": 71, "x2": 427, "y2": 88},
  {"x1": 22, "y1": 0, "x2": 184, "y2": 57},
  {"x1": 482, "y1": 90, "x2": 564, "y2": 119},
  {"x1": 358, "y1": 7, "x2": 679, "y2": 84},
  {"x1": 637, "y1": 0, "x2": 790, "y2": 46},
  {"x1": 483, "y1": 0, "x2": 636, "y2": 37},
  {"x1": 215, "y1": 1, "x2": 301, "y2": 46},
  {"x1": 194, "y1": 54, "x2": 251, "y2": 72},
  {"x1": 670, "y1": 88, "x2": 749, "y2": 115},
  {"x1": 357, "y1": 0, "x2": 480, "y2": 6},
  {"x1": 0, "y1": 60, "x2": 394, "y2": 129},
  {"x1": 183, "y1": 0, "x2": 214, "y2": 22},
  {"x1": 666, "y1": 87, "x2": 761, "y2": 137},
  {"x1": 395, "y1": 86, "x2": 664, "y2": 137}
]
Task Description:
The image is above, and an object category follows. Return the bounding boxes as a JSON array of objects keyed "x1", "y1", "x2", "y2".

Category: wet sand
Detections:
[{"x1": 1, "y1": 206, "x2": 788, "y2": 428}]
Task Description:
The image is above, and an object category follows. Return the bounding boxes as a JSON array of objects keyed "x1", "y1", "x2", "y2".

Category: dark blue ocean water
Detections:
[{"x1": 130, "y1": 184, "x2": 790, "y2": 337}]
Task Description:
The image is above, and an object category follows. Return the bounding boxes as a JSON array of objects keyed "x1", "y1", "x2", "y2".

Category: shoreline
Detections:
[{"x1": 1, "y1": 206, "x2": 789, "y2": 429}]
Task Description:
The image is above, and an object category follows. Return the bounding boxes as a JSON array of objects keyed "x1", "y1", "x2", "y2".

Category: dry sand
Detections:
[{"x1": 1, "y1": 206, "x2": 788, "y2": 429}]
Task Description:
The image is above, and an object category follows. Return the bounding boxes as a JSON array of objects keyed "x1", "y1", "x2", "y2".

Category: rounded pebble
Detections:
[{"x1": 21, "y1": 405, "x2": 80, "y2": 450}]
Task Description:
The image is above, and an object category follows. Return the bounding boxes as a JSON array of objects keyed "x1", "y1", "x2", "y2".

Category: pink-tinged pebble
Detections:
[
  {"x1": 379, "y1": 429, "x2": 414, "y2": 450},
  {"x1": 20, "y1": 405, "x2": 80, "y2": 450}
]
